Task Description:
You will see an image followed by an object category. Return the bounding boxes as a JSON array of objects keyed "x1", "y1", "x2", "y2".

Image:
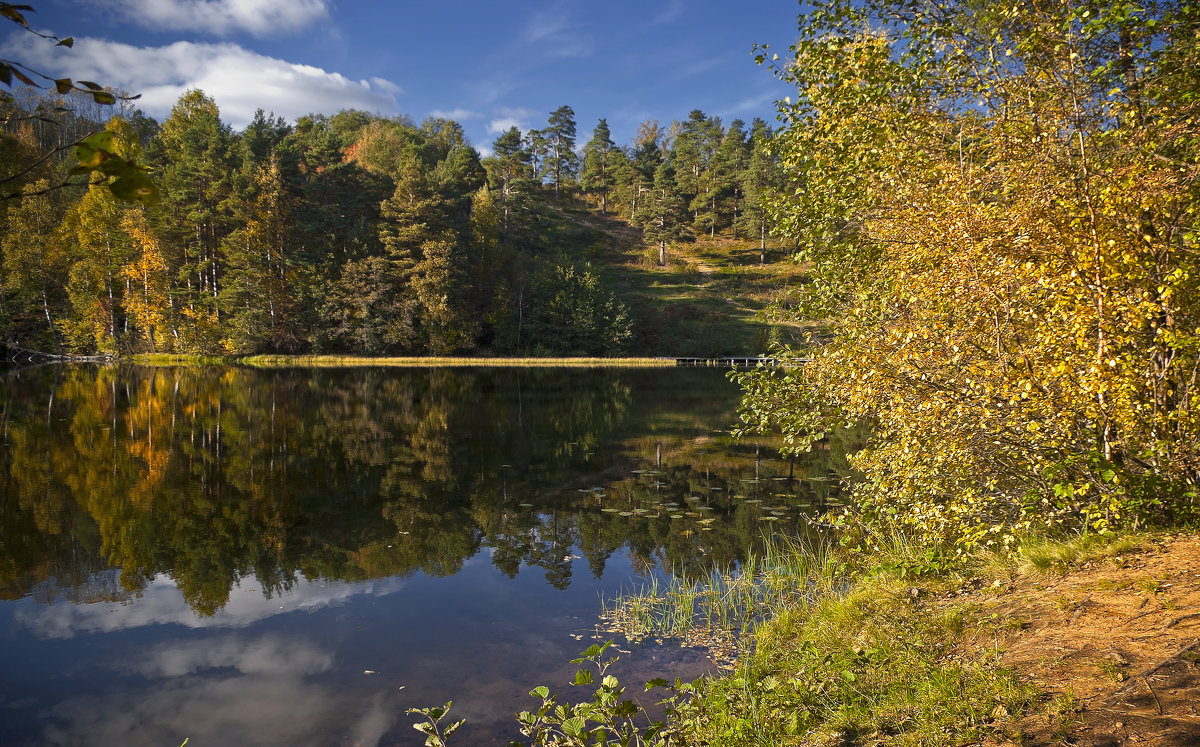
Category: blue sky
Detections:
[{"x1": 3, "y1": 0, "x2": 801, "y2": 154}]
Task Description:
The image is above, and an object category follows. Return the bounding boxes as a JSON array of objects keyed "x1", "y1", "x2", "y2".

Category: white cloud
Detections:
[
  {"x1": 429, "y1": 108, "x2": 479, "y2": 122},
  {"x1": 731, "y1": 90, "x2": 781, "y2": 115},
  {"x1": 105, "y1": 0, "x2": 330, "y2": 37},
  {"x1": 487, "y1": 117, "x2": 524, "y2": 135},
  {"x1": 0, "y1": 35, "x2": 398, "y2": 129},
  {"x1": 648, "y1": 0, "x2": 686, "y2": 27},
  {"x1": 485, "y1": 106, "x2": 537, "y2": 135},
  {"x1": 525, "y1": 9, "x2": 570, "y2": 43},
  {"x1": 370, "y1": 76, "x2": 404, "y2": 96},
  {"x1": 15, "y1": 572, "x2": 409, "y2": 638},
  {"x1": 35, "y1": 634, "x2": 382, "y2": 746},
  {"x1": 521, "y1": 5, "x2": 594, "y2": 60},
  {"x1": 131, "y1": 634, "x2": 334, "y2": 678}
]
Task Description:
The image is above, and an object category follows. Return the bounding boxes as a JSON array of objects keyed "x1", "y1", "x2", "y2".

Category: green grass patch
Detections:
[
  {"x1": 603, "y1": 534, "x2": 1037, "y2": 746},
  {"x1": 683, "y1": 580, "x2": 1034, "y2": 746},
  {"x1": 131, "y1": 353, "x2": 235, "y2": 365},
  {"x1": 996, "y1": 531, "x2": 1150, "y2": 577},
  {"x1": 586, "y1": 231, "x2": 812, "y2": 356}
]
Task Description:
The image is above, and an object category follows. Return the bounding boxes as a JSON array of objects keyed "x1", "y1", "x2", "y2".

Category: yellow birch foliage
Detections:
[
  {"x1": 120, "y1": 212, "x2": 171, "y2": 352},
  {"x1": 739, "y1": 0, "x2": 1200, "y2": 547}
]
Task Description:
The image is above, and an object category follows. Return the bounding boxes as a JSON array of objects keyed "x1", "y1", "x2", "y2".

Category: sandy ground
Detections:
[{"x1": 961, "y1": 534, "x2": 1200, "y2": 746}]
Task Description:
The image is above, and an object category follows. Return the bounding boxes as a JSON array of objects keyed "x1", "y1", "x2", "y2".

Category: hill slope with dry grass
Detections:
[{"x1": 549, "y1": 205, "x2": 812, "y2": 357}]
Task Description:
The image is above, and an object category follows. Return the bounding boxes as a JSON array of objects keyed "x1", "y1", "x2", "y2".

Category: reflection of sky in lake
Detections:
[
  {"x1": 15, "y1": 572, "x2": 409, "y2": 639},
  {"x1": 0, "y1": 548, "x2": 706, "y2": 746},
  {"x1": 0, "y1": 367, "x2": 838, "y2": 745}
]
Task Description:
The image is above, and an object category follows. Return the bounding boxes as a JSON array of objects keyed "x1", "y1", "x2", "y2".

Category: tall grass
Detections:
[
  {"x1": 601, "y1": 536, "x2": 847, "y2": 648},
  {"x1": 604, "y1": 530, "x2": 1038, "y2": 745},
  {"x1": 1012, "y1": 531, "x2": 1148, "y2": 576}
]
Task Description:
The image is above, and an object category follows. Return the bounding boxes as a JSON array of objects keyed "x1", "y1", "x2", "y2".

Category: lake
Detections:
[{"x1": 0, "y1": 365, "x2": 850, "y2": 745}]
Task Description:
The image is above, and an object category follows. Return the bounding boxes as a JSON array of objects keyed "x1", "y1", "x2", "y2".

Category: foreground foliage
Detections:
[
  {"x1": 421, "y1": 534, "x2": 1045, "y2": 746},
  {"x1": 737, "y1": 0, "x2": 1200, "y2": 547}
]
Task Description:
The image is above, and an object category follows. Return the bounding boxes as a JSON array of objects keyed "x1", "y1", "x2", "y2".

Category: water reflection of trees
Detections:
[{"x1": 0, "y1": 366, "x2": 853, "y2": 612}]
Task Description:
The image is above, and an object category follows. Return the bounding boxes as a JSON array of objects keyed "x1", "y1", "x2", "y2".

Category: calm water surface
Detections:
[{"x1": 0, "y1": 365, "x2": 850, "y2": 745}]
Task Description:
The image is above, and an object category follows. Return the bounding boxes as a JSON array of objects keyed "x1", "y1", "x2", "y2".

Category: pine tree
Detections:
[
  {"x1": 540, "y1": 105, "x2": 578, "y2": 200},
  {"x1": 581, "y1": 118, "x2": 617, "y2": 215},
  {"x1": 220, "y1": 156, "x2": 299, "y2": 352},
  {"x1": 669, "y1": 110, "x2": 723, "y2": 229},
  {"x1": 628, "y1": 137, "x2": 664, "y2": 224},
  {"x1": 148, "y1": 90, "x2": 234, "y2": 351},
  {"x1": 709, "y1": 119, "x2": 750, "y2": 238},
  {"x1": 483, "y1": 126, "x2": 534, "y2": 231},
  {"x1": 739, "y1": 118, "x2": 779, "y2": 263},
  {"x1": 637, "y1": 160, "x2": 685, "y2": 266}
]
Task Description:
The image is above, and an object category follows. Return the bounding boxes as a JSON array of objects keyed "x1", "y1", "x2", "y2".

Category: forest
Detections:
[{"x1": 0, "y1": 85, "x2": 779, "y2": 358}]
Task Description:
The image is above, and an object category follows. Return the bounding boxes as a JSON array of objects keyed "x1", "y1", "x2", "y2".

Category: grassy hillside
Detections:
[{"x1": 541, "y1": 201, "x2": 811, "y2": 357}]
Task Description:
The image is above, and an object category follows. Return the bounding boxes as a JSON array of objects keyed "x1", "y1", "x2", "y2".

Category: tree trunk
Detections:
[{"x1": 41, "y1": 284, "x2": 59, "y2": 353}]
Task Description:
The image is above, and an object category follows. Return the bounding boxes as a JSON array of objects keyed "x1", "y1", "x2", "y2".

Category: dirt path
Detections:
[{"x1": 961, "y1": 534, "x2": 1200, "y2": 745}]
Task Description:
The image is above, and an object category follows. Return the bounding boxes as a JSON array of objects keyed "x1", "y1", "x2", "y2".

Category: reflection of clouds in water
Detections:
[
  {"x1": 351, "y1": 693, "x2": 397, "y2": 747},
  {"x1": 38, "y1": 634, "x2": 399, "y2": 747},
  {"x1": 130, "y1": 634, "x2": 333, "y2": 678},
  {"x1": 15, "y1": 572, "x2": 407, "y2": 639}
]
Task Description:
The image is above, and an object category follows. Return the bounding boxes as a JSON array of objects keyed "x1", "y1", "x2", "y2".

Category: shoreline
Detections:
[{"x1": 588, "y1": 529, "x2": 1200, "y2": 745}]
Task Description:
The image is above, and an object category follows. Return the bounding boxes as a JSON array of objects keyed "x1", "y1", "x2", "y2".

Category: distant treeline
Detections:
[{"x1": 0, "y1": 90, "x2": 780, "y2": 357}]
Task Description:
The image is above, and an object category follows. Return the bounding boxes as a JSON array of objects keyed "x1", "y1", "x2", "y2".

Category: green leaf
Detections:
[
  {"x1": 91, "y1": 90, "x2": 116, "y2": 105},
  {"x1": 644, "y1": 677, "x2": 669, "y2": 690},
  {"x1": 561, "y1": 716, "x2": 587, "y2": 737},
  {"x1": 74, "y1": 148, "x2": 108, "y2": 170},
  {"x1": 109, "y1": 171, "x2": 160, "y2": 206},
  {"x1": 54, "y1": 77, "x2": 72, "y2": 94},
  {"x1": 77, "y1": 130, "x2": 115, "y2": 154},
  {"x1": 56, "y1": 36, "x2": 73, "y2": 47},
  {"x1": 612, "y1": 700, "x2": 639, "y2": 718},
  {"x1": 75, "y1": 131, "x2": 115, "y2": 170},
  {"x1": 573, "y1": 669, "x2": 594, "y2": 686},
  {"x1": 530, "y1": 685, "x2": 550, "y2": 699}
]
